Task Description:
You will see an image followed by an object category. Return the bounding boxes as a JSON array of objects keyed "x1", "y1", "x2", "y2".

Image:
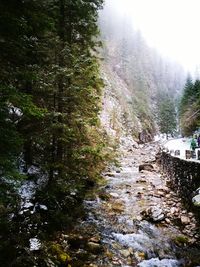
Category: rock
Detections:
[
  {"x1": 157, "y1": 185, "x2": 170, "y2": 193},
  {"x1": 156, "y1": 190, "x2": 165, "y2": 197},
  {"x1": 105, "y1": 173, "x2": 115, "y2": 177},
  {"x1": 87, "y1": 242, "x2": 102, "y2": 254},
  {"x1": 139, "y1": 163, "x2": 154, "y2": 172},
  {"x1": 141, "y1": 206, "x2": 165, "y2": 222},
  {"x1": 120, "y1": 249, "x2": 130, "y2": 257},
  {"x1": 89, "y1": 236, "x2": 101, "y2": 243},
  {"x1": 195, "y1": 187, "x2": 200, "y2": 194},
  {"x1": 180, "y1": 215, "x2": 190, "y2": 225},
  {"x1": 192, "y1": 194, "x2": 200, "y2": 207},
  {"x1": 170, "y1": 207, "x2": 178, "y2": 214},
  {"x1": 165, "y1": 218, "x2": 171, "y2": 224},
  {"x1": 111, "y1": 202, "x2": 124, "y2": 212},
  {"x1": 110, "y1": 192, "x2": 119, "y2": 198},
  {"x1": 136, "y1": 178, "x2": 147, "y2": 183}
]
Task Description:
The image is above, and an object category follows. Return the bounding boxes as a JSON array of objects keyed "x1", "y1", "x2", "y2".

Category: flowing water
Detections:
[{"x1": 66, "y1": 143, "x2": 200, "y2": 266}]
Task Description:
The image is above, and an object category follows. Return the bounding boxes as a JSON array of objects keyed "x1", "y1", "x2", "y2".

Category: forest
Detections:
[
  {"x1": 1, "y1": 0, "x2": 200, "y2": 267},
  {"x1": 0, "y1": 0, "x2": 108, "y2": 265}
]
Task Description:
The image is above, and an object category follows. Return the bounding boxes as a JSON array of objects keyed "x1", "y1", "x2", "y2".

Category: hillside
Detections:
[{"x1": 99, "y1": 1, "x2": 186, "y2": 141}]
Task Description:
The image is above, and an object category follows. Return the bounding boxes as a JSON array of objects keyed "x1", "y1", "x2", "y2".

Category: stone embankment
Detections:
[{"x1": 160, "y1": 151, "x2": 200, "y2": 218}]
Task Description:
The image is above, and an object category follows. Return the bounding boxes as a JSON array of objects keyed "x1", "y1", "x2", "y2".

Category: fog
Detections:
[{"x1": 101, "y1": 0, "x2": 200, "y2": 75}]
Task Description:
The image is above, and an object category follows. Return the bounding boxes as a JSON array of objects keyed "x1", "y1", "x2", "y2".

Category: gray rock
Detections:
[
  {"x1": 180, "y1": 215, "x2": 190, "y2": 225},
  {"x1": 192, "y1": 194, "x2": 200, "y2": 207},
  {"x1": 87, "y1": 242, "x2": 102, "y2": 254},
  {"x1": 141, "y1": 206, "x2": 165, "y2": 222}
]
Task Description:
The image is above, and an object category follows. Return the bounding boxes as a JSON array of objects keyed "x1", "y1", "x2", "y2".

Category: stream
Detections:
[{"x1": 64, "y1": 142, "x2": 200, "y2": 267}]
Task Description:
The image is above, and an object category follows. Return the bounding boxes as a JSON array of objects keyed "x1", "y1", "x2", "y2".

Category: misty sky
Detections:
[{"x1": 106, "y1": 0, "x2": 200, "y2": 74}]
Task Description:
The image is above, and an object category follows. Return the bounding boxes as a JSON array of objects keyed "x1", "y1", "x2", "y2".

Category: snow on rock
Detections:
[
  {"x1": 39, "y1": 204, "x2": 48, "y2": 210},
  {"x1": 29, "y1": 237, "x2": 41, "y2": 251},
  {"x1": 27, "y1": 165, "x2": 40, "y2": 175}
]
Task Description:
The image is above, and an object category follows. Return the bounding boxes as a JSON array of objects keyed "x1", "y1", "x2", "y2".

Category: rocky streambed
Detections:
[{"x1": 54, "y1": 142, "x2": 200, "y2": 266}]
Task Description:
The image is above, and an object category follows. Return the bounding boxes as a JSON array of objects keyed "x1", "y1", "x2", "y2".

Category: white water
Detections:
[{"x1": 138, "y1": 258, "x2": 180, "y2": 267}]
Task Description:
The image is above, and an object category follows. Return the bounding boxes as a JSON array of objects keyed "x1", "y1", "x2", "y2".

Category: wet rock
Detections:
[
  {"x1": 89, "y1": 235, "x2": 101, "y2": 243},
  {"x1": 87, "y1": 242, "x2": 102, "y2": 254},
  {"x1": 188, "y1": 212, "x2": 194, "y2": 217},
  {"x1": 156, "y1": 190, "x2": 165, "y2": 197},
  {"x1": 110, "y1": 192, "x2": 119, "y2": 198},
  {"x1": 99, "y1": 192, "x2": 110, "y2": 201},
  {"x1": 157, "y1": 185, "x2": 170, "y2": 193},
  {"x1": 136, "y1": 178, "x2": 147, "y2": 183},
  {"x1": 111, "y1": 202, "x2": 124, "y2": 212},
  {"x1": 120, "y1": 249, "x2": 130, "y2": 257},
  {"x1": 170, "y1": 207, "x2": 179, "y2": 214},
  {"x1": 105, "y1": 172, "x2": 115, "y2": 177},
  {"x1": 139, "y1": 164, "x2": 154, "y2": 172},
  {"x1": 165, "y1": 218, "x2": 171, "y2": 224},
  {"x1": 180, "y1": 215, "x2": 190, "y2": 225},
  {"x1": 192, "y1": 194, "x2": 200, "y2": 207},
  {"x1": 141, "y1": 206, "x2": 165, "y2": 222}
]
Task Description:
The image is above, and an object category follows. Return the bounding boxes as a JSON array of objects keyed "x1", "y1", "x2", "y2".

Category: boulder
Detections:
[
  {"x1": 192, "y1": 194, "x2": 200, "y2": 207},
  {"x1": 180, "y1": 215, "x2": 190, "y2": 225},
  {"x1": 87, "y1": 242, "x2": 102, "y2": 254},
  {"x1": 141, "y1": 206, "x2": 165, "y2": 222}
]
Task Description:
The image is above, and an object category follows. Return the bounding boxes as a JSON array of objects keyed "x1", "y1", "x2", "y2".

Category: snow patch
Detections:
[{"x1": 29, "y1": 237, "x2": 41, "y2": 251}]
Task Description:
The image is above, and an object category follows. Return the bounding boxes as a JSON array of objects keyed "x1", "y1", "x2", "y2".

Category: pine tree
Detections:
[
  {"x1": 158, "y1": 95, "x2": 177, "y2": 138},
  {"x1": 179, "y1": 77, "x2": 200, "y2": 135}
]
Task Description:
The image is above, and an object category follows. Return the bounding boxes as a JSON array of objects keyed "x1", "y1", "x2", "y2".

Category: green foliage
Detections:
[
  {"x1": 157, "y1": 94, "x2": 177, "y2": 136},
  {"x1": 179, "y1": 76, "x2": 200, "y2": 135},
  {"x1": 99, "y1": 7, "x2": 186, "y2": 137}
]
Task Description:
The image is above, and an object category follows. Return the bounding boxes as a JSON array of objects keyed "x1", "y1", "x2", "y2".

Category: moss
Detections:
[
  {"x1": 173, "y1": 235, "x2": 189, "y2": 246},
  {"x1": 99, "y1": 192, "x2": 110, "y2": 201},
  {"x1": 50, "y1": 243, "x2": 71, "y2": 265}
]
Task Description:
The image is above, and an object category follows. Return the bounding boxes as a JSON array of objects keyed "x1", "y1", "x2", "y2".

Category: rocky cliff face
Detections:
[
  {"x1": 100, "y1": 63, "x2": 153, "y2": 146},
  {"x1": 101, "y1": 64, "x2": 152, "y2": 149}
]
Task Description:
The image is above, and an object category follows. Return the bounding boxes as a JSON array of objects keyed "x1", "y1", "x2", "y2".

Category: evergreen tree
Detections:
[
  {"x1": 179, "y1": 75, "x2": 194, "y2": 115},
  {"x1": 158, "y1": 95, "x2": 177, "y2": 137},
  {"x1": 0, "y1": 1, "x2": 106, "y2": 265},
  {"x1": 179, "y1": 77, "x2": 200, "y2": 135}
]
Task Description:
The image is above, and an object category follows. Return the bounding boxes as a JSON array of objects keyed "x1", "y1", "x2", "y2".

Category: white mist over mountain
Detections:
[{"x1": 103, "y1": 0, "x2": 200, "y2": 75}]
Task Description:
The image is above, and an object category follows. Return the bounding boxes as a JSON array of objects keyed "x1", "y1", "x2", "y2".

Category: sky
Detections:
[{"x1": 108, "y1": 0, "x2": 200, "y2": 75}]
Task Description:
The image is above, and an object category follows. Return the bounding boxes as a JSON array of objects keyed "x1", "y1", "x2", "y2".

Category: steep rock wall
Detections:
[{"x1": 100, "y1": 63, "x2": 154, "y2": 145}]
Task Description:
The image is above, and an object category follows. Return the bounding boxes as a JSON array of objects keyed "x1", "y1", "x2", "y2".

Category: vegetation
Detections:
[
  {"x1": 0, "y1": 0, "x2": 107, "y2": 265},
  {"x1": 99, "y1": 4, "x2": 186, "y2": 138},
  {"x1": 157, "y1": 93, "x2": 177, "y2": 137},
  {"x1": 179, "y1": 76, "x2": 200, "y2": 136}
]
